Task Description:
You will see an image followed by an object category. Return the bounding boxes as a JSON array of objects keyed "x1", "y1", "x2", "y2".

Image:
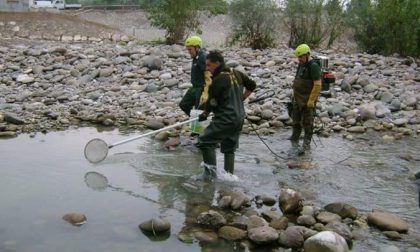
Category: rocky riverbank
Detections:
[{"x1": 0, "y1": 38, "x2": 419, "y2": 140}]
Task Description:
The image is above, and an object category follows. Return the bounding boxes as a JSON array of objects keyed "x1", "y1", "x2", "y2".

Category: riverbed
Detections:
[{"x1": 0, "y1": 127, "x2": 419, "y2": 252}]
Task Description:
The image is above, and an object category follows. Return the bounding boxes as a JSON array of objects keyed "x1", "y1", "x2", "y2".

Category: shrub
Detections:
[{"x1": 228, "y1": 0, "x2": 280, "y2": 49}]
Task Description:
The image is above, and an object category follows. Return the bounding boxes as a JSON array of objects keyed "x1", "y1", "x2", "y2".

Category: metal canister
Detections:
[{"x1": 317, "y1": 56, "x2": 329, "y2": 70}]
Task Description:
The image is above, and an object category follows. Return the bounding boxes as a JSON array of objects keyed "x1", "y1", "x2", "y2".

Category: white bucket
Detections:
[{"x1": 190, "y1": 109, "x2": 209, "y2": 134}]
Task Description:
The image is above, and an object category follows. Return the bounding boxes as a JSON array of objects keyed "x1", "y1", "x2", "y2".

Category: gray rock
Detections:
[
  {"x1": 4, "y1": 112, "x2": 25, "y2": 125},
  {"x1": 297, "y1": 215, "x2": 317, "y2": 226},
  {"x1": 218, "y1": 226, "x2": 247, "y2": 241},
  {"x1": 197, "y1": 210, "x2": 226, "y2": 228},
  {"x1": 304, "y1": 231, "x2": 349, "y2": 252},
  {"x1": 278, "y1": 226, "x2": 305, "y2": 248},
  {"x1": 340, "y1": 79, "x2": 351, "y2": 92},
  {"x1": 261, "y1": 209, "x2": 282, "y2": 222},
  {"x1": 248, "y1": 226, "x2": 279, "y2": 244},
  {"x1": 139, "y1": 218, "x2": 171, "y2": 233},
  {"x1": 325, "y1": 221, "x2": 353, "y2": 246},
  {"x1": 278, "y1": 188, "x2": 304, "y2": 214},
  {"x1": 378, "y1": 245, "x2": 401, "y2": 252},
  {"x1": 142, "y1": 55, "x2": 163, "y2": 70},
  {"x1": 145, "y1": 120, "x2": 165, "y2": 130},
  {"x1": 324, "y1": 202, "x2": 358, "y2": 219},
  {"x1": 382, "y1": 230, "x2": 402, "y2": 240},
  {"x1": 316, "y1": 211, "x2": 342, "y2": 224},
  {"x1": 367, "y1": 211, "x2": 408, "y2": 232}
]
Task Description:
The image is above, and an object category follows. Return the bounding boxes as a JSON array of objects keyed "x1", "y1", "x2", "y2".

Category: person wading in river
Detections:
[
  {"x1": 196, "y1": 50, "x2": 256, "y2": 178},
  {"x1": 289, "y1": 44, "x2": 322, "y2": 150},
  {"x1": 179, "y1": 36, "x2": 212, "y2": 118}
]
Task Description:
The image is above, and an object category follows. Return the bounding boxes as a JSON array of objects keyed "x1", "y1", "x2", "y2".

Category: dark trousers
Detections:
[
  {"x1": 179, "y1": 86, "x2": 203, "y2": 116},
  {"x1": 196, "y1": 121, "x2": 242, "y2": 154}
]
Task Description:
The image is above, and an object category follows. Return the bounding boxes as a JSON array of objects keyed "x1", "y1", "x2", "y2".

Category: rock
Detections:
[
  {"x1": 297, "y1": 215, "x2": 316, "y2": 226},
  {"x1": 261, "y1": 209, "x2": 282, "y2": 222},
  {"x1": 142, "y1": 55, "x2": 163, "y2": 70},
  {"x1": 218, "y1": 191, "x2": 250, "y2": 210},
  {"x1": 4, "y1": 112, "x2": 25, "y2": 125},
  {"x1": 246, "y1": 215, "x2": 268, "y2": 230},
  {"x1": 378, "y1": 245, "x2": 401, "y2": 252},
  {"x1": 62, "y1": 212, "x2": 87, "y2": 226},
  {"x1": 278, "y1": 226, "x2": 305, "y2": 248},
  {"x1": 324, "y1": 202, "x2": 358, "y2": 219},
  {"x1": 382, "y1": 230, "x2": 402, "y2": 240},
  {"x1": 301, "y1": 205, "x2": 315, "y2": 217},
  {"x1": 325, "y1": 221, "x2": 353, "y2": 246},
  {"x1": 347, "y1": 126, "x2": 366, "y2": 133},
  {"x1": 16, "y1": 74, "x2": 35, "y2": 83},
  {"x1": 138, "y1": 218, "x2": 171, "y2": 234},
  {"x1": 304, "y1": 231, "x2": 349, "y2": 252},
  {"x1": 197, "y1": 210, "x2": 226, "y2": 228},
  {"x1": 145, "y1": 120, "x2": 165, "y2": 130},
  {"x1": 278, "y1": 188, "x2": 304, "y2": 214},
  {"x1": 218, "y1": 226, "x2": 247, "y2": 241},
  {"x1": 367, "y1": 211, "x2": 408, "y2": 232},
  {"x1": 248, "y1": 226, "x2": 279, "y2": 244},
  {"x1": 254, "y1": 195, "x2": 276, "y2": 206},
  {"x1": 154, "y1": 131, "x2": 170, "y2": 141},
  {"x1": 164, "y1": 137, "x2": 180, "y2": 150},
  {"x1": 193, "y1": 230, "x2": 218, "y2": 243},
  {"x1": 269, "y1": 216, "x2": 288, "y2": 230},
  {"x1": 316, "y1": 211, "x2": 342, "y2": 224}
]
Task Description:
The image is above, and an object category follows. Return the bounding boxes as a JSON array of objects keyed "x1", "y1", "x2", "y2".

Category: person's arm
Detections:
[
  {"x1": 237, "y1": 70, "x2": 257, "y2": 100},
  {"x1": 307, "y1": 62, "x2": 322, "y2": 108}
]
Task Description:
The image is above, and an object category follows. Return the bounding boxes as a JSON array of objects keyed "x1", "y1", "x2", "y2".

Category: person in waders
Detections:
[
  {"x1": 179, "y1": 36, "x2": 212, "y2": 118},
  {"x1": 196, "y1": 51, "x2": 257, "y2": 179},
  {"x1": 289, "y1": 44, "x2": 322, "y2": 150}
]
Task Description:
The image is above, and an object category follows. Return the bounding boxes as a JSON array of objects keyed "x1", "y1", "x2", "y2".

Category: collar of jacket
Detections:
[{"x1": 212, "y1": 64, "x2": 229, "y2": 77}]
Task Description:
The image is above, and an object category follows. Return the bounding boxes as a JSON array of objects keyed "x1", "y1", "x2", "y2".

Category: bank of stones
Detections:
[{"x1": 0, "y1": 40, "x2": 419, "y2": 139}]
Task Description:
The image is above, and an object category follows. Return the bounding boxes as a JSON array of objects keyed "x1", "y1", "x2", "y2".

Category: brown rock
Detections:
[
  {"x1": 218, "y1": 226, "x2": 247, "y2": 241},
  {"x1": 367, "y1": 211, "x2": 408, "y2": 233},
  {"x1": 62, "y1": 212, "x2": 87, "y2": 226}
]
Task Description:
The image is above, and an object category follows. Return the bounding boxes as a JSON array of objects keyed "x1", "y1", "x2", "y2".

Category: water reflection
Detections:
[{"x1": 1, "y1": 127, "x2": 419, "y2": 252}]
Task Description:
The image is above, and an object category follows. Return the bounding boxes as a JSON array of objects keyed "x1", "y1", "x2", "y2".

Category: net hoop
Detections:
[{"x1": 84, "y1": 138, "x2": 109, "y2": 163}]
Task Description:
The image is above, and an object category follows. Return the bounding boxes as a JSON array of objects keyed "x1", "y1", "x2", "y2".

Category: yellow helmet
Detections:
[
  {"x1": 185, "y1": 36, "x2": 202, "y2": 48},
  {"x1": 295, "y1": 44, "x2": 311, "y2": 57}
]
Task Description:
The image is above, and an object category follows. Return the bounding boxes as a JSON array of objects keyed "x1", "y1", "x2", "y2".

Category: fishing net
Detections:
[{"x1": 84, "y1": 138, "x2": 108, "y2": 163}]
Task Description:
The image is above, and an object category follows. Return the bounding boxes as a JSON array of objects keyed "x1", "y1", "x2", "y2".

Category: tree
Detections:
[
  {"x1": 346, "y1": 0, "x2": 420, "y2": 56},
  {"x1": 141, "y1": 0, "x2": 201, "y2": 44},
  {"x1": 229, "y1": 0, "x2": 280, "y2": 49}
]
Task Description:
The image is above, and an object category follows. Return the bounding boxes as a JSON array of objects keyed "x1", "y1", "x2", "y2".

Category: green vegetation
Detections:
[
  {"x1": 347, "y1": 0, "x2": 420, "y2": 56},
  {"x1": 284, "y1": 0, "x2": 346, "y2": 49},
  {"x1": 69, "y1": 0, "x2": 419, "y2": 56},
  {"x1": 228, "y1": 0, "x2": 280, "y2": 49}
]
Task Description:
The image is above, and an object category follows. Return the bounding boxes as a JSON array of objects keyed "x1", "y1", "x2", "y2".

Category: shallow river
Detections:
[{"x1": 0, "y1": 127, "x2": 419, "y2": 252}]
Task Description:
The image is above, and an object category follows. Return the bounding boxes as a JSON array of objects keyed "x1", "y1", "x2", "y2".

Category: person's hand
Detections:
[{"x1": 198, "y1": 112, "x2": 208, "y2": 122}]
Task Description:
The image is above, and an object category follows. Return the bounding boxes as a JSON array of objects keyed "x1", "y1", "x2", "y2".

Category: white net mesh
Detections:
[{"x1": 84, "y1": 138, "x2": 108, "y2": 163}]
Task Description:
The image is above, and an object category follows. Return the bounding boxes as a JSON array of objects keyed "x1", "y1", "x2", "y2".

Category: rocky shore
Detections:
[{"x1": 0, "y1": 37, "x2": 419, "y2": 141}]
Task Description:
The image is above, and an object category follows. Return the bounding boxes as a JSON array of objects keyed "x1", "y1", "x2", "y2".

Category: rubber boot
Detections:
[
  {"x1": 288, "y1": 126, "x2": 302, "y2": 142},
  {"x1": 224, "y1": 153, "x2": 235, "y2": 174},
  {"x1": 201, "y1": 148, "x2": 217, "y2": 179}
]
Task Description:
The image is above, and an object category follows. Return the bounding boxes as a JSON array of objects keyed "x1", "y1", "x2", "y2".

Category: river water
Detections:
[{"x1": 0, "y1": 127, "x2": 419, "y2": 252}]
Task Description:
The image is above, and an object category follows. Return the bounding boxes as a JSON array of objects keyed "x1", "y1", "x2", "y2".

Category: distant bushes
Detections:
[
  {"x1": 346, "y1": 0, "x2": 420, "y2": 57},
  {"x1": 228, "y1": 0, "x2": 280, "y2": 49},
  {"x1": 77, "y1": 0, "x2": 419, "y2": 56}
]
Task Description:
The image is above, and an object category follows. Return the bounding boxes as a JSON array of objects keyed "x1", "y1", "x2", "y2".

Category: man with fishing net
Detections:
[{"x1": 195, "y1": 50, "x2": 256, "y2": 178}]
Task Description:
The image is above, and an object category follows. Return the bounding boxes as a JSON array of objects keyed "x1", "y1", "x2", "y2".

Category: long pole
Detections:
[{"x1": 109, "y1": 117, "x2": 198, "y2": 149}]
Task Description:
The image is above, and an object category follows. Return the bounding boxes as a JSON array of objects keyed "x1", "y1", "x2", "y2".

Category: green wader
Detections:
[
  {"x1": 291, "y1": 78, "x2": 316, "y2": 148},
  {"x1": 179, "y1": 86, "x2": 203, "y2": 116}
]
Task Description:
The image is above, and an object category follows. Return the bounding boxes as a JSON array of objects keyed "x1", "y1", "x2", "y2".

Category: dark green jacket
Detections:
[
  {"x1": 293, "y1": 60, "x2": 321, "y2": 106},
  {"x1": 205, "y1": 65, "x2": 257, "y2": 128},
  {"x1": 191, "y1": 49, "x2": 206, "y2": 87},
  {"x1": 295, "y1": 59, "x2": 321, "y2": 80}
]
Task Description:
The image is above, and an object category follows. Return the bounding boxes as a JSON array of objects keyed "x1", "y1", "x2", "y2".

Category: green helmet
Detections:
[
  {"x1": 185, "y1": 36, "x2": 202, "y2": 48},
  {"x1": 295, "y1": 44, "x2": 311, "y2": 57}
]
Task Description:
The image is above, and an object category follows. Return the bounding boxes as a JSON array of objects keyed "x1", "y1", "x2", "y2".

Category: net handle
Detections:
[{"x1": 109, "y1": 117, "x2": 199, "y2": 149}]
